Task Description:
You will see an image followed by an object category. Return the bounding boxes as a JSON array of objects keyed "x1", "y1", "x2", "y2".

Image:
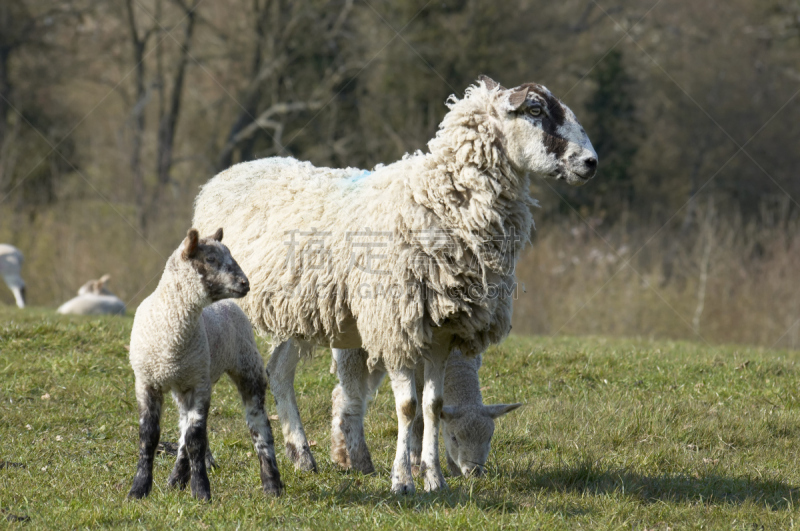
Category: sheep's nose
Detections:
[
  {"x1": 239, "y1": 278, "x2": 250, "y2": 292},
  {"x1": 584, "y1": 156, "x2": 597, "y2": 170}
]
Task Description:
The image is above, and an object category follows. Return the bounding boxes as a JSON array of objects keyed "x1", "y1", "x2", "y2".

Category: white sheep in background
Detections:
[
  {"x1": 127, "y1": 228, "x2": 283, "y2": 501},
  {"x1": 57, "y1": 274, "x2": 126, "y2": 316},
  {"x1": 330, "y1": 347, "x2": 521, "y2": 477},
  {"x1": 193, "y1": 76, "x2": 597, "y2": 493},
  {"x1": 0, "y1": 244, "x2": 26, "y2": 308}
]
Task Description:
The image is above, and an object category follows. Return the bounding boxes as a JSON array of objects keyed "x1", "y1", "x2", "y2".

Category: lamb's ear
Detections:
[
  {"x1": 478, "y1": 75, "x2": 504, "y2": 91},
  {"x1": 484, "y1": 403, "x2": 522, "y2": 419},
  {"x1": 99, "y1": 274, "x2": 111, "y2": 286},
  {"x1": 440, "y1": 406, "x2": 461, "y2": 421},
  {"x1": 505, "y1": 86, "x2": 530, "y2": 111},
  {"x1": 211, "y1": 227, "x2": 223, "y2": 242},
  {"x1": 182, "y1": 229, "x2": 199, "y2": 260}
]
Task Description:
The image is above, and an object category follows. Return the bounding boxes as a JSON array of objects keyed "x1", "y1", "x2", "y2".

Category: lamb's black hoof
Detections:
[{"x1": 262, "y1": 479, "x2": 284, "y2": 497}]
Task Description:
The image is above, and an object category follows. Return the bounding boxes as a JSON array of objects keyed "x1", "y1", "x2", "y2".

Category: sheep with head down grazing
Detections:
[{"x1": 330, "y1": 347, "x2": 521, "y2": 478}]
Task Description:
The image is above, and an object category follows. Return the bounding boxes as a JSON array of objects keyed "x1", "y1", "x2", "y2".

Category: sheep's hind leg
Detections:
[
  {"x1": 410, "y1": 362, "x2": 424, "y2": 474},
  {"x1": 388, "y1": 365, "x2": 417, "y2": 494},
  {"x1": 421, "y1": 351, "x2": 448, "y2": 492},
  {"x1": 331, "y1": 348, "x2": 380, "y2": 474},
  {"x1": 167, "y1": 400, "x2": 190, "y2": 489},
  {"x1": 230, "y1": 361, "x2": 283, "y2": 497},
  {"x1": 176, "y1": 386, "x2": 212, "y2": 501},
  {"x1": 128, "y1": 384, "x2": 163, "y2": 499},
  {"x1": 267, "y1": 339, "x2": 317, "y2": 472}
]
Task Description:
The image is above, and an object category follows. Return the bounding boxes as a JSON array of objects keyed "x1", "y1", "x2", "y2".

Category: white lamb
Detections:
[
  {"x1": 193, "y1": 76, "x2": 596, "y2": 493},
  {"x1": 0, "y1": 244, "x2": 26, "y2": 308},
  {"x1": 57, "y1": 274, "x2": 126, "y2": 316},
  {"x1": 330, "y1": 347, "x2": 520, "y2": 478},
  {"x1": 127, "y1": 228, "x2": 283, "y2": 501}
]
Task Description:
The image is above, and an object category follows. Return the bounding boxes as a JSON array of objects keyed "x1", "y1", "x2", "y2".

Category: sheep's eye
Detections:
[
  {"x1": 451, "y1": 435, "x2": 459, "y2": 446},
  {"x1": 527, "y1": 104, "x2": 542, "y2": 117},
  {"x1": 205, "y1": 255, "x2": 217, "y2": 264}
]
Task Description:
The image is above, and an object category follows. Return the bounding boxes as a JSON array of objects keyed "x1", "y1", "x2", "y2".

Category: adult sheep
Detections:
[
  {"x1": 57, "y1": 274, "x2": 126, "y2": 316},
  {"x1": 0, "y1": 244, "x2": 26, "y2": 309},
  {"x1": 193, "y1": 76, "x2": 597, "y2": 493}
]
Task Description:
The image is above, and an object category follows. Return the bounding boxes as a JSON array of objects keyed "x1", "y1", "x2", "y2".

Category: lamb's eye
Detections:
[
  {"x1": 451, "y1": 435, "x2": 459, "y2": 447},
  {"x1": 527, "y1": 104, "x2": 542, "y2": 117},
  {"x1": 206, "y1": 255, "x2": 217, "y2": 264}
]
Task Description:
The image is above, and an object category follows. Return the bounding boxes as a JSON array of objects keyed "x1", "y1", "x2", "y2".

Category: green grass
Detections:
[{"x1": 1, "y1": 307, "x2": 799, "y2": 529}]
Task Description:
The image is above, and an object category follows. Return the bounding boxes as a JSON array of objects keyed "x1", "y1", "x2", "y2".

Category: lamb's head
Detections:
[
  {"x1": 440, "y1": 402, "x2": 522, "y2": 477},
  {"x1": 480, "y1": 75, "x2": 597, "y2": 186},
  {"x1": 180, "y1": 228, "x2": 250, "y2": 301},
  {"x1": 78, "y1": 274, "x2": 113, "y2": 296}
]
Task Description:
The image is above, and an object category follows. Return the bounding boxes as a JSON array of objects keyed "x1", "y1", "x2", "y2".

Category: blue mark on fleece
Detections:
[{"x1": 344, "y1": 169, "x2": 371, "y2": 186}]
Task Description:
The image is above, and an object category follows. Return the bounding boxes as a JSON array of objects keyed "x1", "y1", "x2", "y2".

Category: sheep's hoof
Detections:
[
  {"x1": 391, "y1": 480, "x2": 416, "y2": 495},
  {"x1": 127, "y1": 485, "x2": 150, "y2": 499},
  {"x1": 423, "y1": 467, "x2": 447, "y2": 492},
  {"x1": 286, "y1": 442, "x2": 317, "y2": 472},
  {"x1": 262, "y1": 479, "x2": 284, "y2": 497},
  {"x1": 128, "y1": 473, "x2": 153, "y2": 499}
]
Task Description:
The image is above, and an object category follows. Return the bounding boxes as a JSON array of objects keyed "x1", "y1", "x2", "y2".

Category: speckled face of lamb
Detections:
[
  {"x1": 482, "y1": 75, "x2": 597, "y2": 186},
  {"x1": 181, "y1": 228, "x2": 250, "y2": 301},
  {"x1": 441, "y1": 403, "x2": 521, "y2": 477}
]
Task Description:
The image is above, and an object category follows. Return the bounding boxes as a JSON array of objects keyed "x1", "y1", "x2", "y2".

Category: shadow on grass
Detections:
[
  {"x1": 500, "y1": 459, "x2": 798, "y2": 510},
  {"x1": 301, "y1": 473, "x2": 593, "y2": 517},
  {"x1": 301, "y1": 459, "x2": 797, "y2": 514}
]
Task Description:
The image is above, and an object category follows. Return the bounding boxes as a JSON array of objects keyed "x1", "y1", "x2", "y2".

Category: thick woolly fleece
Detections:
[{"x1": 193, "y1": 82, "x2": 536, "y2": 371}]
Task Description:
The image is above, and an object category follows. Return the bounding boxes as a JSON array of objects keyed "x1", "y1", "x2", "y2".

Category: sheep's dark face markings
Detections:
[
  {"x1": 494, "y1": 80, "x2": 598, "y2": 187},
  {"x1": 190, "y1": 240, "x2": 250, "y2": 301},
  {"x1": 181, "y1": 229, "x2": 250, "y2": 301}
]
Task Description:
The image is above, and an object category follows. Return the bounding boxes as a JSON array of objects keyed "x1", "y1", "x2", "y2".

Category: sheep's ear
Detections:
[
  {"x1": 440, "y1": 406, "x2": 461, "y2": 421},
  {"x1": 484, "y1": 403, "x2": 522, "y2": 419},
  {"x1": 99, "y1": 274, "x2": 111, "y2": 286},
  {"x1": 478, "y1": 75, "x2": 504, "y2": 91},
  {"x1": 506, "y1": 86, "x2": 530, "y2": 111},
  {"x1": 212, "y1": 227, "x2": 223, "y2": 242},
  {"x1": 182, "y1": 229, "x2": 200, "y2": 259}
]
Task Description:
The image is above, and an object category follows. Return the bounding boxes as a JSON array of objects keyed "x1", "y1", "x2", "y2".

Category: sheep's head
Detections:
[
  {"x1": 181, "y1": 228, "x2": 250, "y2": 301},
  {"x1": 78, "y1": 274, "x2": 113, "y2": 296},
  {"x1": 440, "y1": 402, "x2": 522, "y2": 477},
  {"x1": 480, "y1": 75, "x2": 597, "y2": 186}
]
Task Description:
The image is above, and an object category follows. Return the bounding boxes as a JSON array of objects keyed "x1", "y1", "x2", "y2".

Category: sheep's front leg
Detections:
[
  {"x1": 266, "y1": 339, "x2": 317, "y2": 472},
  {"x1": 174, "y1": 386, "x2": 212, "y2": 501},
  {"x1": 331, "y1": 348, "x2": 381, "y2": 474},
  {"x1": 129, "y1": 384, "x2": 163, "y2": 499},
  {"x1": 167, "y1": 405, "x2": 190, "y2": 489},
  {"x1": 421, "y1": 352, "x2": 448, "y2": 491},
  {"x1": 231, "y1": 364, "x2": 283, "y2": 497},
  {"x1": 388, "y1": 365, "x2": 417, "y2": 494}
]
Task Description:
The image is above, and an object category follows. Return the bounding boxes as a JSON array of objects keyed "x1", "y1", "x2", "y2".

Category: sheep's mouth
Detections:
[
  {"x1": 561, "y1": 170, "x2": 591, "y2": 186},
  {"x1": 229, "y1": 287, "x2": 250, "y2": 297}
]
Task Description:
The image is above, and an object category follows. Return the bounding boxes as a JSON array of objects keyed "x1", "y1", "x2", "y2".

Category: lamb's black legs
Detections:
[
  {"x1": 167, "y1": 408, "x2": 191, "y2": 489},
  {"x1": 171, "y1": 386, "x2": 213, "y2": 501},
  {"x1": 129, "y1": 386, "x2": 163, "y2": 499},
  {"x1": 231, "y1": 365, "x2": 283, "y2": 496}
]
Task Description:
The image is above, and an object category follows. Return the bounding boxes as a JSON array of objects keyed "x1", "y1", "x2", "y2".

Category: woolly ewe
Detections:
[{"x1": 193, "y1": 76, "x2": 596, "y2": 493}]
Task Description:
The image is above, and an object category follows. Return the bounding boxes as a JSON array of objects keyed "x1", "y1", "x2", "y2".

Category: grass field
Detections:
[{"x1": 1, "y1": 307, "x2": 799, "y2": 529}]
